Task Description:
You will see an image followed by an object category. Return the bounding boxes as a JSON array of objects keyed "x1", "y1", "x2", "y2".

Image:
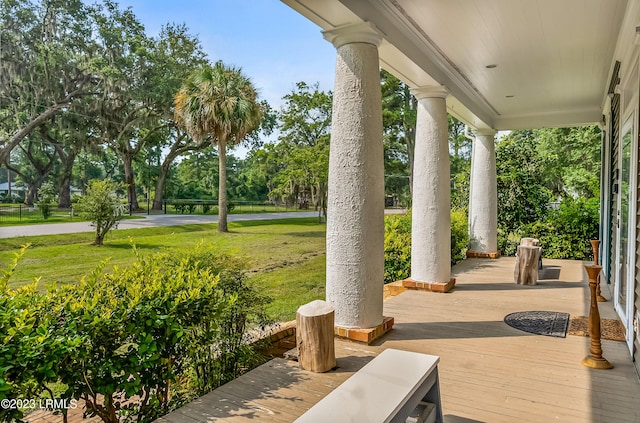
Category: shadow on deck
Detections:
[{"x1": 156, "y1": 257, "x2": 640, "y2": 423}]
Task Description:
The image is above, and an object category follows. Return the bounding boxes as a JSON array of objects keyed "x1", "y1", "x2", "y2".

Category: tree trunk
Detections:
[
  {"x1": 7, "y1": 169, "x2": 12, "y2": 198},
  {"x1": 16, "y1": 140, "x2": 56, "y2": 206},
  {"x1": 24, "y1": 169, "x2": 52, "y2": 206},
  {"x1": 25, "y1": 185, "x2": 38, "y2": 206},
  {"x1": 153, "y1": 161, "x2": 171, "y2": 210},
  {"x1": 317, "y1": 182, "x2": 327, "y2": 223},
  {"x1": 217, "y1": 138, "x2": 228, "y2": 232},
  {"x1": 310, "y1": 184, "x2": 317, "y2": 207},
  {"x1": 58, "y1": 176, "x2": 72, "y2": 208},
  {"x1": 123, "y1": 154, "x2": 139, "y2": 211},
  {"x1": 152, "y1": 138, "x2": 204, "y2": 211},
  {"x1": 57, "y1": 150, "x2": 76, "y2": 208},
  {"x1": 405, "y1": 91, "x2": 417, "y2": 197},
  {"x1": 296, "y1": 300, "x2": 336, "y2": 372}
]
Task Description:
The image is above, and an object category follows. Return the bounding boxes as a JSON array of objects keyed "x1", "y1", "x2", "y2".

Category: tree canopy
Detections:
[{"x1": 242, "y1": 82, "x2": 332, "y2": 219}]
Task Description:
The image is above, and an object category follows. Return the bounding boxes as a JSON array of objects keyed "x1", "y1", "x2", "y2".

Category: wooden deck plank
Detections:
[{"x1": 156, "y1": 258, "x2": 640, "y2": 423}]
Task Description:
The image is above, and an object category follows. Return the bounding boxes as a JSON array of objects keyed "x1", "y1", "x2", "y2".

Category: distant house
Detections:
[
  {"x1": 0, "y1": 182, "x2": 25, "y2": 198},
  {"x1": 0, "y1": 183, "x2": 82, "y2": 199}
]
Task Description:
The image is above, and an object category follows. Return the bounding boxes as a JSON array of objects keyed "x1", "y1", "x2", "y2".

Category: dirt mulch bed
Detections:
[{"x1": 567, "y1": 316, "x2": 626, "y2": 342}]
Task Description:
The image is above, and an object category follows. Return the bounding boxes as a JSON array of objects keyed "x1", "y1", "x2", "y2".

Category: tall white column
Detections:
[
  {"x1": 409, "y1": 86, "x2": 452, "y2": 286},
  {"x1": 468, "y1": 129, "x2": 499, "y2": 256},
  {"x1": 322, "y1": 23, "x2": 384, "y2": 329}
]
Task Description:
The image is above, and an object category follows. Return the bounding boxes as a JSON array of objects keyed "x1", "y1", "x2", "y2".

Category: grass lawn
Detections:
[
  {"x1": 0, "y1": 218, "x2": 326, "y2": 322},
  {"x1": 0, "y1": 213, "x2": 144, "y2": 226}
]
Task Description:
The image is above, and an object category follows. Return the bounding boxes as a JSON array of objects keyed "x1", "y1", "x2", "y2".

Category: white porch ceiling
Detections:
[{"x1": 283, "y1": 0, "x2": 630, "y2": 130}]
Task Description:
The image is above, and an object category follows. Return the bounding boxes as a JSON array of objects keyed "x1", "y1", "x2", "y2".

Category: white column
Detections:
[
  {"x1": 322, "y1": 22, "x2": 384, "y2": 329},
  {"x1": 468, "y1": 129, "x2": 498, "y2": 255},
  {"x1": 410, "y1": 86, "x2": 451, "y2": 284}
]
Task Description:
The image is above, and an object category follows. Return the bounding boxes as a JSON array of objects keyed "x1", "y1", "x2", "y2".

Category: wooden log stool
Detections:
[
  {"x1": 514, "y1": 245, "x2": 542, "y2": 285},
  {"x1": 296, "y1": 300, "x2": 336, "y2": 372},
  {"x1": 520, "y1": 237, "x2": 543, "y2": 269}
]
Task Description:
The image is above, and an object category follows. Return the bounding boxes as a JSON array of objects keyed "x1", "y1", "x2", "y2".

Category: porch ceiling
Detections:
[{"x1": 283, "y1": 0, "x2": 630, "y2": 130}]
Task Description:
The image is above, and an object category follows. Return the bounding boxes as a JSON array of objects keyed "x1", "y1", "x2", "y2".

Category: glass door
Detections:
[{"x1": 615, "y1": 115, "x2": 635, "y2": 349}]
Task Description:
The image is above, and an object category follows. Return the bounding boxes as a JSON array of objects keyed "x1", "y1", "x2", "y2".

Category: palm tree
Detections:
[{"x1": 174, "y1": 61, "x2": 263, "y2": 232}]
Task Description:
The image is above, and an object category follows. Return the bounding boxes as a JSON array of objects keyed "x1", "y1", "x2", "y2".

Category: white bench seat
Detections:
[{"x1": 294, "y1": 348, "x2": 443, "y2": 423}]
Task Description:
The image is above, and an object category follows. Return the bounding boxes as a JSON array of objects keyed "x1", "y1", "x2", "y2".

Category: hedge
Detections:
[
  {"x1": 0, "y1": 244, "x2": 270, "y2": 423},
  {"x1": 384, "y1": 210, "x2": 469, "y2": 284}
]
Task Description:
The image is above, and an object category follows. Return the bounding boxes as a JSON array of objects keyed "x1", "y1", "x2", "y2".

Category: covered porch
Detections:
[
  {"x1": 156, "y1": 258, "x2": 640, "y2": 423},
  {"x1": 276, "y1": 0, "x2": 640, "y2": 381}
]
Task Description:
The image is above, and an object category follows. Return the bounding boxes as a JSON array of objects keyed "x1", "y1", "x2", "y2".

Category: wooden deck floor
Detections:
[{"x1": 157, "y1": 258, "x2": 640, "y2": 423}]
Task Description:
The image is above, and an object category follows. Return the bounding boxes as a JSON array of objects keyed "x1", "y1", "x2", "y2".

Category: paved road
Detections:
[{"x1": 0, "y1": 212, "x2": 320, "y2": 239}]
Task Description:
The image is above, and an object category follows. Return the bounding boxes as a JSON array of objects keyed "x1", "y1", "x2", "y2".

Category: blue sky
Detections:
[{"x1": 118, "y1": 0, "x2": 336, "y2": 110}]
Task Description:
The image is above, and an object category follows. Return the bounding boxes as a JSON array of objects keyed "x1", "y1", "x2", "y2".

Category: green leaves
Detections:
[
  {"x1": 384, "y1": 213, "x2": 412, "y2": 284},
  {"x1": 383, "y1": 211, "x2": 468, "y2": 284},
  {"x1": 496, "y1": 127, "x2": 601, "y2": 259},
  {"x1": 0, "y1": 244, "x2": 271, "y2": 422},
  {"x1": 0, "y1": 244, "x2": 30, "y2": 291},
  {"x1": 501, "y1": 197, "x2": 600, "y2": 260},
  {"x1": 245, "y1": 82, "x2": 331, "y2": 212},
  {"x1": 175, "y1": 61, "x2": 263, "y2": 146},
  {"x1": 497, "y1": 131, "x2": 554, "y2": 230},
  {"x1": 75, "y1": 179, "x2": 126, "y2": 245}
]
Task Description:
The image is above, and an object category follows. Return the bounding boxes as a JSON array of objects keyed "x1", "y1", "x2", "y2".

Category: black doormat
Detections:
[{"x1": 504, "y1": 311, "x2": 569, "y2": 338}]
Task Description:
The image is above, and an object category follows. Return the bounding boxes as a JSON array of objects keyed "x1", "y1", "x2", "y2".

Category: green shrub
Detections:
[
  {"x1": 497, "y1": 228, "x2": 523, "y2": 257},
  {"x1": 450, "y1": 210, "x2": 469, "y2": 265},
  {"x1": 0, "y1": 246, "x2": 78, "y2": 422},
  {"x1": 0, "y1": 244, "x2": 271, "y2": 423},
  {"x1": 37, "y1": 182, "x2": 56, "y2": 220},
  {"x1": 383, "y1": 210, "x2": 469, "y2": 284},
  {"x1": 76, "y1": 179, "x2": 127, "y2": 245},
  {"x1": 497, "y1": 197, "x2": 599, "y2": 260},
  {"x1": 37, "y1": 202, "x2": 52, "y2": 220},
  {"x1": 528, "y1": 197, "x2": 599, "y2": 260},
  {"x1": 383, "y1": 213, "x2": 412, "y2": 284},
  {"x1": 162, "y1": 248, "x2": 271, "y2": 395}
]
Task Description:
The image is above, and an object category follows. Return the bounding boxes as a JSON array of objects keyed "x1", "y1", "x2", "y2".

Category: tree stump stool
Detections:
[
  {"x1": 515, "y1": 245, "x2": 541, "y2": 285},
  {"x1": 520, "y1": 237, "x2": 542, "y2": 269},
  {"x1": 296, "y1": 300, "x2": 336, "y2": 373},
  {"x1": 520, "y1": 238, "x2": 539, "y2": 246}
]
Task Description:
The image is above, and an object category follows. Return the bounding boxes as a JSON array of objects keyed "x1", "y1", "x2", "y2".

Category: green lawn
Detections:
[
  {"x1": 0, "y1": 205, "x2": 78, "y2": 225},
  {"x1": 0, "y1": 218, "x2": 326, "y2": 322}
]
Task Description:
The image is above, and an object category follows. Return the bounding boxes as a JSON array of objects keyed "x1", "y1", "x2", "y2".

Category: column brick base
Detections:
[
  {"x1": 383, "y1": 281, "x2": 406, "y2": 300},
  {"x1": 401, "y1": 278, "x2": 456, "y2": 293},
  {"x1": 334, "y1": 316, "x2": 394, "y2": 344},
  {"x1": 466, "y1": 251, "x2": 501, "y2": 259}
]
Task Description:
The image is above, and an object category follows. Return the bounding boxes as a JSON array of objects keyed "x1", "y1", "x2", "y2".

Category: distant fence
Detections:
[
  {"x1": 0, "y1": 204, "x2": 74, "y2": 223},
  {"x1": 0, "y1": 200, "x2": 311, "y2": 223},
  {"x1": 162, "y1": 199, "x2": 303, "y2": 215}
]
